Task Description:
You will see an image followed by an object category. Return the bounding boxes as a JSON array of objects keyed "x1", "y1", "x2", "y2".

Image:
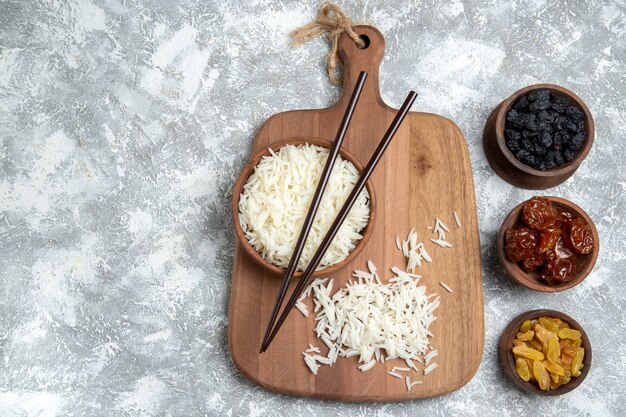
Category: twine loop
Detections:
[{"x1": 291, "y1": 2, "x2": 364, "y2": 85}]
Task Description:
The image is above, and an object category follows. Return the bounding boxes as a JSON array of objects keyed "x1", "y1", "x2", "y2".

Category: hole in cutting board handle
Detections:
[{"x1": 357, "y1": 35, "x2": 370, "y2": 49}]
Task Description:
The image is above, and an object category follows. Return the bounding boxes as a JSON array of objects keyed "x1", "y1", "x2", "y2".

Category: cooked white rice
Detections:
[{"x1": 238, "y1": 143, "x2": 370, "y2": 271}]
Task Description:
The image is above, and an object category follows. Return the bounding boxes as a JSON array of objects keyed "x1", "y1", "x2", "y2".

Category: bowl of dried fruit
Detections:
[
  {"x1": 497, "y1": 196, "x2": 599, "y2": 292},
  {"x1": 499, "y1": 310, "x2": 591, "y2": 395},
  {"x1": 483, "y1": 84, "x2": 594, "y2": 189}
]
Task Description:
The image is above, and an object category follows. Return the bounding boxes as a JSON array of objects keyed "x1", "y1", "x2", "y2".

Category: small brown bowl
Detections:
[
  {"x1": 497, "y1": 196, "x2": 599, "y2": 292},
  {"x1": 499, "y1": 309, "x2": 592, "y2": 396},
  {"x1": 232, "y1": 137, "x2": 376, "y2": 279},
  {"x1": 483, "y1": 84, "x2": 594, "y2": 189}
]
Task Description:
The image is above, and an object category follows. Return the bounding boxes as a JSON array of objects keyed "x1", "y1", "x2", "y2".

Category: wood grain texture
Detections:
[{"x1": 228, "y1": 26, "x2": 483, "y2": 401}]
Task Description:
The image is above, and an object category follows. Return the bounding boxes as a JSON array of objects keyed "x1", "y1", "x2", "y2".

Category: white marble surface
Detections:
[{"x1": 1, "y1": 1, "x2": 625, "y2": 416}]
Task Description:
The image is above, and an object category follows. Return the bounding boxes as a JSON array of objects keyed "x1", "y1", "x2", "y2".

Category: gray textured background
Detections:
[{"x1": 1, "y1": 0, "x2": 625, "y2": 416}]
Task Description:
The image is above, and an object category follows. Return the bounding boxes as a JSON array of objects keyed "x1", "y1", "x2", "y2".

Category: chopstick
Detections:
[
  {"x1": 259, "y1": 71, "x2": 369, "y2": 352},
  {"x1": 260, "y1": 90, "x2": 418, "y2": 353}
]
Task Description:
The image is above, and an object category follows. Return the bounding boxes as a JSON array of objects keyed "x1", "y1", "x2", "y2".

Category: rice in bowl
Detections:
[{"x1": 238, "y1": 143, "x2": 370, "y2": 272}]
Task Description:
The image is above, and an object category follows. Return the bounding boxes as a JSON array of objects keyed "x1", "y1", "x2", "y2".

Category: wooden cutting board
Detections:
[{"x1": 228, "y1": 26, "x2": 483, "y2": 401}]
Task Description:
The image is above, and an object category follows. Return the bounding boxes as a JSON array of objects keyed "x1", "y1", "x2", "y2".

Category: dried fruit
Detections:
[
  {"x1": 516, "y1": 357, "x2": 531, "y2": 381},
  {"x1": 559, "y1": 328, "x2": 581, "y2": 340},
  {"x1": 571, "y1": 347, "x2": 585, "y2": 377},
  {"x1": 534, "y1": 324, "x2": 558, "y2": 344},
  {"x1": 555, "y1": 211, "x2": 574, "y2": 227},
  {"x1": 522, "y1": 197, "x2": 558, "y2": 230},
  {"x1": 504, "y1": 197, "x2": 591, "y2": 286},
  {"x1": 505, "y1": 90, "x2": 586, "y2": 170},
  {"x1": 513, "y1": 345, "x2": 545, "y2": 361},
  {"x1": 522, "y1": 252, "x2": 545, "y2": 272},
  {"x1": 546, "y1": 338, "x2": 561, "y2": 364},
  {"x1": 539, "y1": 317, "x2": 561, "y2": 335},
  {"x1": 543, "y1": 360, "x2": 565, "y2": 376},
  {"x1": 561, "y1": 353, "x2": 573, "y2": 367},
  {"x1": 551, "y1": 237, "x2": 576, "y2": 260},
  {"x1": 527, "y1": 338, "x2": 543, "y2": 352},
  {"x1": 533, "y1": 360, "x2": 551, "y2": 390},
  {"x1": 537, "y1": 225, "x2": 562, "y2": 253},
  {"x1": 505, "y1": 227, "x2": 538, "y2": 262},
  {"x1": 517, "y1": 330, "x2": 535, "y2": 341},
  {"x1": 513, "y1": 338, "x2": 527, "y2": 347},
  {"x1": 512, "y1": 316, "x2": 584, "y2": 390},
  {"x1": 550, "y1": 374, "x2": 571, "y2": 390},
  {"x1": 540, "y1": 256, "x2": 576, "y2": 285},
  {"x1": 560, "y1": 338, "x2": 578, "y2": 357},
  {"x1": 562, "y1": 217, "x2": 594, "y2": 255}
]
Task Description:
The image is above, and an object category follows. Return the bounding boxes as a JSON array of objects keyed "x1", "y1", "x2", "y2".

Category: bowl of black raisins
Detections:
[{"x1": 483, "y1": 84, "x2": 594, "y2": 189}]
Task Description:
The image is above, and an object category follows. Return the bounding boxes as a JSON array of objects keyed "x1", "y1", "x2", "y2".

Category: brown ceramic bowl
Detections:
[
  {"x1": 499, "y1": 309, "x2": 592, "y2": 396},
  {"x1": 232, "y1": 137, "x2": 376, "y2": 279},
  {"x1": 497, "y1": 196, "x2": 599, "y2": 292},
  {"x1": 483, "y1": 84, "x2": 594, "y2": 189}
]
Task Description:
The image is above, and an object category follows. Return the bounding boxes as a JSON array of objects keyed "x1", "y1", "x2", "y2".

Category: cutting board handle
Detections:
[{"x1": 337, "y1": 25, "x2": 389, "y2": 111}]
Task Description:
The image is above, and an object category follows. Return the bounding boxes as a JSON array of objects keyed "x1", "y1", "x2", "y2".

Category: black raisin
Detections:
[
  {"x1": 529, "y1": 99, "x2": 551, "y2": 112},
  {"x1": 507, "y1": 139, "x2": 522, "y2": 152},
  {"x1": 569, "y1": 132, "x2": 586, "y2": 151},
  {"x1": 545, "y1": 149, "x2": 558, "y2": 161},
  {"x1": 537, "y1": 122, "x2": 553, "y2": 132},
  {"x1": 514, "y1": 95, "x2": 529, "y2": 111},
  {"x1": 553, "y1": 132, "x2": 563, "y2": 150},
  {"x1": 555, "y1": 151, "x2": 565, "y2": 166},
  {"x1": 510, "y1": 116, "x2": 525, "y2": 130},
  {"x1": 506, "y1": 108, "x2": 519, "y2": 123},
  {"x1": 505, "y1": 129, "x2": 521, "y2": 141},
  {"x1": 516, "y1": 150, "x2": 538, "y2": 167},
  {"x1": 522, "y1": 137, "x2": 535, "y2": 151},
  {"x1": 528, "y1": 89, "x2": 550, "y2": 102},
  {"x1": 525, "y1": 120, "x2": 538, "y2": 131},
  {"x1": 575, "y1": 120, "x2": 585, "y2": 132},
  {"x1": 545, "y1": 160, "x2": 557, "y2": 169},
  {"x1": 535, "y1": 143, "x2": 548, "y2": 156},
  {"x1": 539, "y1": 130, "x2": 553, "y2": 148},
  {"x1": 523, "y1": 130, "x2": 538, "y2": 139},
  {"x1": 538, "y1": 110, "x2": 554, "y2": 123},
  {"x1": 551, "y1": 95, "x2": 569, "y2": 112},
  {"x1": 566, "y1": 105, "x2": 584, "y2": 121},
  {"x1": 565, "y1": 121, "x2": 577, "y2": 132},
  {"x1": 564, "y1": 149, "x2": 578, "y2": 162}
]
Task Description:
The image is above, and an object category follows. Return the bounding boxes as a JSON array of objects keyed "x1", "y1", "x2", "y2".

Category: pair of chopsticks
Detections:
[{"x1": 260, "y1": 72, "x2": 417, "y2": 353}]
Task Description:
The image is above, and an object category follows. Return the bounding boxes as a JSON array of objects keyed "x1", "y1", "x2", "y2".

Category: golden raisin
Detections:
[
  {"x1": 520, "y1": 319, "x2": 532, "y2": 333},
  {"x1": 559, "y1": 328, "x2": 581, "y2": 340},
  {"x1": 533, "y1": 360, "x2": 550, "y2": 391},
  {"x1": 547, "y1": 338, "x2": 561, "y2": 364},
  {"x1": 527, "y1": 338, "x2": 543, "y2": 352},
  {"x1": 512, "y1": 346, "x2": 545, "y2": 361},
  {"x1": 534, "y1": 324, "x2": 558, "y2": 344},
  {"x1": 516, "y1": 357, "x2": 531, "y2": 382},
  {"x1": 539, "y1": 317, "x2": 560, "y2": 335},
  {"x1": 526, "y1": 358, "x2": 536, "y2": 381},
  {"x1": 543, "y1": 360, "x2": 565, "y2": 376},
  {"x1": 513, "y1": 338, "x2": 527, "y2": 347},
  {"x1": 560, "y1": 338, "x2": 578, "y2": 357},
  {"x1": 549, "y1": 371, "x2": 560, "y2": 384},
  {"x1": 561, "y1": 353, "x2": 573, "y2": 368},
  {"x1": 571, "y1": 347, "x2": 585, "y2": 377},
  {"x1": 517, "y1": 330, "x2": 534, "y2": 341}
]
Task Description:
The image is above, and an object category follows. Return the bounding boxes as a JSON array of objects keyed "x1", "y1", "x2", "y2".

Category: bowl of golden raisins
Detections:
[{"x1": 499, "y1": 309, "x2": 591, "y2": 395}]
